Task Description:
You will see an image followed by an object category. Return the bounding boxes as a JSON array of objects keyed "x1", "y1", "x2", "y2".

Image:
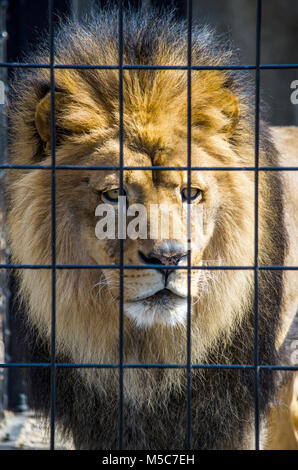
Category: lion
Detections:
[{"x1": 5, "y1": 8, "x2": 298, "y2": 449}]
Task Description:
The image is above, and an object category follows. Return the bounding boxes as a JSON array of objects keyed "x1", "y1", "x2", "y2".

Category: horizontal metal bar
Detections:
[
  {"x1": 0, "y1": 363, "x2": 297, "y2": 370},
  {"x1": 1, "y1": 62, "x2": 298, "y2": 70},
  {"x1": 1, "y1": 164, "x2": 298, "y2": 171},
  {"x1": 0, "y1": 264, "x2": 297, "y2": 270},
  {"x1": 2, "y1": 264, "x2": 298, "y2": 270}
]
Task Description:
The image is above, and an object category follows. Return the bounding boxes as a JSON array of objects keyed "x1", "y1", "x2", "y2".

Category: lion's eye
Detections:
[
  {"x1": 181, "y1": 187, "x2": 203, "y2": 202},
  {"x1": 101, "y1": 188, "x2": 125, "y2": 203}
]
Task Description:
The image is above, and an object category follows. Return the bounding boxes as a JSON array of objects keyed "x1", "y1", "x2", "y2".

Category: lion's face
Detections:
[
  {"x1": 71, "y1": 137, "x2": 222, "y2": 328},
  {"x1": 46, "y1": 117, "x2": 253, "y2": 331}
]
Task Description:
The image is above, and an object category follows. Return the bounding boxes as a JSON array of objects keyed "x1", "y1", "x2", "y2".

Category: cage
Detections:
[{"x1": 0, "y1": 0, "x2": 297, "y2": 451}]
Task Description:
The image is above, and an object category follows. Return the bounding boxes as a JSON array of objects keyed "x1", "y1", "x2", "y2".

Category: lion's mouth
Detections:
[
  {"x1": 147, "y1": 288, "x2": 177, "y2": 304},
  {"x1": 130, "y1": 287, "x2": 186, "y2": 303}
]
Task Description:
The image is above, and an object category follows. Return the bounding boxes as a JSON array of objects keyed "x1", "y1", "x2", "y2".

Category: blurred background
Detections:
[{"x1": 0, "y1": 0, "x2": 297, "y2": 449}]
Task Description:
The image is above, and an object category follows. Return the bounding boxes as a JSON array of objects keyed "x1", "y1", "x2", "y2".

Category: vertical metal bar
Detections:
[
  {"x1": 254, "y1": 0, "x2": 262, "y2": 451},
  {"x1": 118, "y1": 0, "x2": 124, "y2": 450},
  {"x1": 49, "y1": 0, "x2": 56, "y2": 451},
  {"x1": 186, "y1": 0, "x2": 192, "y2": 450},
  {"x1": 0, "y1": 0, "x2": 8, "y2": 410}
]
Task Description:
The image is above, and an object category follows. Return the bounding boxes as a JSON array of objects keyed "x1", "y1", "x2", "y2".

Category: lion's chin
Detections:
[{"x1": 124, "y1": 290, "x2": 189, "y2": 328}]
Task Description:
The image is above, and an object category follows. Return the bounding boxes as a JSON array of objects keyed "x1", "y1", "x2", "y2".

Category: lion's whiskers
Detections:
[{"x1": 93, "y1": 272, "x2": 119, "y2": 301}]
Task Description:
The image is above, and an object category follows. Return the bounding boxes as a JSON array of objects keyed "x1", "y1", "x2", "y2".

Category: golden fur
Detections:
[{"x1": 6, "y1": 9, "x2": 297, "y2": 449}]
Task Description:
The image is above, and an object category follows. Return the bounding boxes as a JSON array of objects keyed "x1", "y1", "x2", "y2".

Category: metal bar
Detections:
[
  {"x1": 254, "y1": 0, "x2": 262, "y2": 451},
  {"x1": 186, "y1": 0, "x2": 192, "y2": 451},
  {"x1": 1, "y1": 62, "x2": 298, "y2": 70},
  {"x1": 2, "y1": 164, "x2": 297, "y2": 171},
  {"x1": 118, "y1": 0, "x2": 124, "y2": 451},
  {"x1": 49, "y1": 0, "x2": 56, "y2": 451},
  {"x1": 0, "y1": 363, "x2": 297, "y2": 370},
  {"x1": 1, "y1": 264, "x2": 297, "y2": 270}
]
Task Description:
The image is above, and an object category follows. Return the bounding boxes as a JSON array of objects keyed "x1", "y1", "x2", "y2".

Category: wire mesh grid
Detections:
[{"x1": 0, "y1": 0, "x2": 297, "y2": 451}]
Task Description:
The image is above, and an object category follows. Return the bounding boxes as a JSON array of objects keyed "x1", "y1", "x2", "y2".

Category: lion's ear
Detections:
[
  {"x1": 221, "y1": 89, "x2": 240, "y2": 132},
  {"x1": 192, "y1": 87, "x2": 240, "y2": 134},
  {"x1": 35, "y1": 91, "x2": 68, "y2": 145}
]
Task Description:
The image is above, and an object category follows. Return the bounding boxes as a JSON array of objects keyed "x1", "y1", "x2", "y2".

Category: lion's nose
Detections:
[{"x1": 139, "y1": 241, "x2": 187, "y2": 279}]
